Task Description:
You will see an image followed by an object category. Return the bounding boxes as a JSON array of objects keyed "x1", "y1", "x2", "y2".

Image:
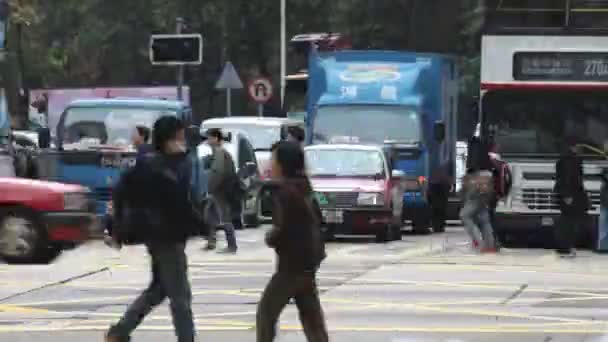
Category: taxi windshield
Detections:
[
  {"x1": 60, "y1": 107, "x2": 177, "y2": 148},
  {"x1": 305, "y1": 149, "x2": 385, "y2": 177}
]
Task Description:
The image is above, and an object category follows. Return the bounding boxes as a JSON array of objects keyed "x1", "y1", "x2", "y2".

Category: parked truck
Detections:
[
  {"x1": 34, "y1": 98, "x2": 201, "y2": 230},
  {"x1": 305, "y1": 49, "x2": 459, "y2": 233}
]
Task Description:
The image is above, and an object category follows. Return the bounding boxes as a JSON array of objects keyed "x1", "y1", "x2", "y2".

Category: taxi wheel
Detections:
[
  {"x1": 375, "y1": 225, "x2": 392, "y2": 243},
  {"x1": 0, "y1": 208, "x2": 57, "y2": 264},
  {"x1": 391, "y1": 225, "x2": 402, "y2": 241}
]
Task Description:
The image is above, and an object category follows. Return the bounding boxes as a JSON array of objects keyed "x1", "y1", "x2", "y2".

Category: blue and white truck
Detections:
[
  {"x1": 34, "y1": 98, "x2": 201, "y2": 226},
  {"x1": 305, "y1": 50, "x2": 459, "y2": 233}
]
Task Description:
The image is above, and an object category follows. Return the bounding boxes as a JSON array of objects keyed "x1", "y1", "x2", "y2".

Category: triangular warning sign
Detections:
[{"x1": 215, "y1": 62, "x2": 244, "y2": 90}]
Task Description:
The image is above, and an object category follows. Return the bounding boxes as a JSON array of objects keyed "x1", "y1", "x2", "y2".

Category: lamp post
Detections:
[
  {"x1": 0, "y1": 0, "x2": 8, "y2": 55},
  {"x1": 280, "y1": 0, "x2": 286, "y2": 108}
]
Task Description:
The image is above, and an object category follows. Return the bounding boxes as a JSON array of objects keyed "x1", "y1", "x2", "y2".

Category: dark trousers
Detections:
[
  {"x1": 556, "y1": 214, "x2": 583, "y2": 253},
  {"x1": 256, "y1": 272, "x2": 329, "y2": 342},
  {"x1": 429, "y1": 184, "x2": 449, "y2": 230},
  {"x1": 109, "y1": 242, "x2": 194, "y2": 342}
]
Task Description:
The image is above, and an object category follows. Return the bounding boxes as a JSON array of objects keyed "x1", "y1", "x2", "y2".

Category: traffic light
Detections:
[{"x1": 149, "y1": 34, "x2": 203, "y2": 65}]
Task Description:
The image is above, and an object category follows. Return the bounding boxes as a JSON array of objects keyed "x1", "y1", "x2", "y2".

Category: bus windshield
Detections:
[
  {"x1": 313, "y1": 105, "x2": 422, "y2": 145},
  {"x1": 60, "y1": 107, "x2": 177, "y2": 149},
  {"x1": 482, "y1": 90, "x2": 608, "y2": 157}
]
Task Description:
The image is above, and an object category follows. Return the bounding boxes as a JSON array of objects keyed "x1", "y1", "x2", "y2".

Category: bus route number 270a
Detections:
[{"x1": 584, "y1": 60, "x2": 608, "y2": 77}]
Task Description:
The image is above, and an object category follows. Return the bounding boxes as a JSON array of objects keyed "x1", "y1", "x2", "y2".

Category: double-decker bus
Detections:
[
  {"x1": 479, "y1": 0, "x2": 608, "y2": 245},
  {"x1": 283, "y1": 33, "x2": 351, "y2": 121}
]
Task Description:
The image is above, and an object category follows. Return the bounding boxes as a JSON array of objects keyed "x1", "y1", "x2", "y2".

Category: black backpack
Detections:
[{"x1": 113, "y1": 155, "x2": 204, "y2": 244}]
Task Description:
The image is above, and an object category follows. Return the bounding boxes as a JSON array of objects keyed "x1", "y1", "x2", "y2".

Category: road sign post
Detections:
[
  {"x1": 215, "y1": 61, "x2": 244, "y2": 117},
  {"x1": 247, "y1": 77, "x2": 273, "y2": 117},
  {"x1": 176, "y1": 18, "x2": 185, "y2": 101}
]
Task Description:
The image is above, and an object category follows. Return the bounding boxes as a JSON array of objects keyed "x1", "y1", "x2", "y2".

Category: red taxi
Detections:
[
  {"x1": 304, "y1": 144, "x2": 405, "y2": 242},
  {"x1": 0, "y1": 178, "x2": 94, "y2": 264}
]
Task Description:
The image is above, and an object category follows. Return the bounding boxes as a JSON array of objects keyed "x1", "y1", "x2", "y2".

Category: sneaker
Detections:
[
  {"x1": 472, "y1": 240, "x2": 480, "y2": 250},
  {"x1": 217, "y1": 247, "x2": 237, "y2": 254}
]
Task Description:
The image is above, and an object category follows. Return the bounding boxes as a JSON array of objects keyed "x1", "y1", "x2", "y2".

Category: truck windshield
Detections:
[
  {"x1": 306, "y1": 149, "x2": 385, "y2": 177},
  {"x1": 313, "y1": 105, "x2": 421, "y2": 145},
  {"x1": 483, "y1": 90, "x2": 608, "y2": 157},
  {"x1": 284, "y1": 78, "x2": 307, "y2": 120},
  {"x1": 61, "y1": 107, "x2": 177, "y2": 148}
]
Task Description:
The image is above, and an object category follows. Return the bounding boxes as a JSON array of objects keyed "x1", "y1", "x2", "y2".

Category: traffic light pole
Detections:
[{"x1": 176, "y1": 17, "x2": 185, "y2": 102}]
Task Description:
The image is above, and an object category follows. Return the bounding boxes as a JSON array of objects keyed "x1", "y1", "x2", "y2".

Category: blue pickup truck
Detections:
[
  {"x1": 33, "y1": 98, "x2": 200, "y2": 227},
  {"x1": 305, "y1": 50, "x2": 459, "y2": 233}
]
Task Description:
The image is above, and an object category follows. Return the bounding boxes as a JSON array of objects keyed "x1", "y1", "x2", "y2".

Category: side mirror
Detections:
[
  {"x1": 37, "y1": 127, "x2": 51, "y2": 149},
  {"x1": 391, "y1": 169, "x2": 405, "y2": 179},
  {"x1": 245, "y1": 161, "x2": 258, "y2": 177},
  {"x1": 186, "y1": 125, "x2": 201, "y2": 148},
  {"x1": 434, "y1": 121, "x2": 446, "y2": 143},
  {"x1": 223, "y1": 132, "x2": 232, "y2": 143}
]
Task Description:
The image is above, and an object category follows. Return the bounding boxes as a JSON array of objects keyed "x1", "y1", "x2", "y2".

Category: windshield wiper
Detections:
[
  {"x1": 312, "y1": 173, "x2": 338, "y2": 177},
  {"x1": 383, "y1": 139, "x2": 420, "y2": 145}
]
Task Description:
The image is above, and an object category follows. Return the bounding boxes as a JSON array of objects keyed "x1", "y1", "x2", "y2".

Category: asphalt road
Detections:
[{"x1": 1, "y1": 224, "x2": 608, "y2": 341}]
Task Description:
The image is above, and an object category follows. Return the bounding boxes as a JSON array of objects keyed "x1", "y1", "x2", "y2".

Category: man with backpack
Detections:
[
  {"x1": 204, "y1": 128, "x2": 239, "y2": 253},
  {"x1": 460, "y1": 136, "x2": 496, "y2": 253},
  {"x1": 489, "y1": 148, "x2": 512, "y2": 249},
  {"x1": 106, "y1": 116, "x2": 203, "y2": 342}
]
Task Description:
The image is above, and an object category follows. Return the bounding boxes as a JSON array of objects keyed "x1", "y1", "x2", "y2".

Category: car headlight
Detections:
[
  {"x1": 63, "y1": 193, "x2": 89, "y2": 211},
  {"x1": 357, "y1": 192, "x2": 384, "y2": 206}
]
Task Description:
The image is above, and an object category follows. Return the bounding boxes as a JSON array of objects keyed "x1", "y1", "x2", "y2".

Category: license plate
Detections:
[
  {"x1": 322, "y1": 210, "x2": 343, "y2": 224},
  {"x1": 541, "y1": 217, "x2": 554, "y2": 226}
]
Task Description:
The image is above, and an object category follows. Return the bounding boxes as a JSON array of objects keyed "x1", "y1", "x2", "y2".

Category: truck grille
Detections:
[
  {"x1": 521, "y1": 188, "x2": 600, "y2": 211},
  {"x1": 94, "y1": 187, "x2": 112, "y2": 202},
  {"x1": 320, "y1": 192, "x2": 358, "y2": 208}
]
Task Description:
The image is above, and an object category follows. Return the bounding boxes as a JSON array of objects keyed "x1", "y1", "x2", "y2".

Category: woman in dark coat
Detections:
[
  {"x1": 554, "y1": 138, "x2": 588, "y2": 257},
  {"x1": 256, "y1": 141, "x2": 328, "y2": 342}
]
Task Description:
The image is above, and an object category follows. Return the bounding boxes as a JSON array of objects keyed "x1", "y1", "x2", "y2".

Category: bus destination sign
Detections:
[{"x1": 513, "y1": 52, "x2": 608, "y2": 82}]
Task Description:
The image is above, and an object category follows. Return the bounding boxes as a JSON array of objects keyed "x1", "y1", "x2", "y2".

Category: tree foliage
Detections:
[{"x1": 7, "y1": 0, "x2": 484, "y2": 130}]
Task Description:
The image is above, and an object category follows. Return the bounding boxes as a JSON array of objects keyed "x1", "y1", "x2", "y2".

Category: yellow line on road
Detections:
[
  {"x1": 0, "y1": 304, "x2": 51, "y2": 314},
  {"x1": 348, "y1": 278, "x2": 608, "y2": 298},
  {"x1": 4, "y1": 322, "x2": 608, "y2": 333},
  {"x1": 321, "y1": 297, "x2": 587, "y2": 323}
]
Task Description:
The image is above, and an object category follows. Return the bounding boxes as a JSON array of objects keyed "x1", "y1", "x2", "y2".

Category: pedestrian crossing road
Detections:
[{"x1": 2, "y1": 225, "x2": 608, "y2": 341}]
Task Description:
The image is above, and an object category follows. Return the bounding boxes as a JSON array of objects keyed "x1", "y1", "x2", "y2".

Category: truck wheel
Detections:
[
  {"x1": 412, "y1": 219, "x2": 431, "y2": 235},
  {"x1": 321, "y1": 226, "x2": 336, "y2": 242},
  {"x1": 432, "y1": 216, "x2": 446, "y2": 233},
  {"x1": 375, "y1": 226, "x2": 390, "y2": 243},
  {"x1": 0, "y1": 208, "x2": 57, "y2": 264},
  {"x1": 243, "y1": 202, "x2": 260, "y2": 228},
  {"x1": 391, "y1": 224, "x2": 402, "y2": 241}
]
